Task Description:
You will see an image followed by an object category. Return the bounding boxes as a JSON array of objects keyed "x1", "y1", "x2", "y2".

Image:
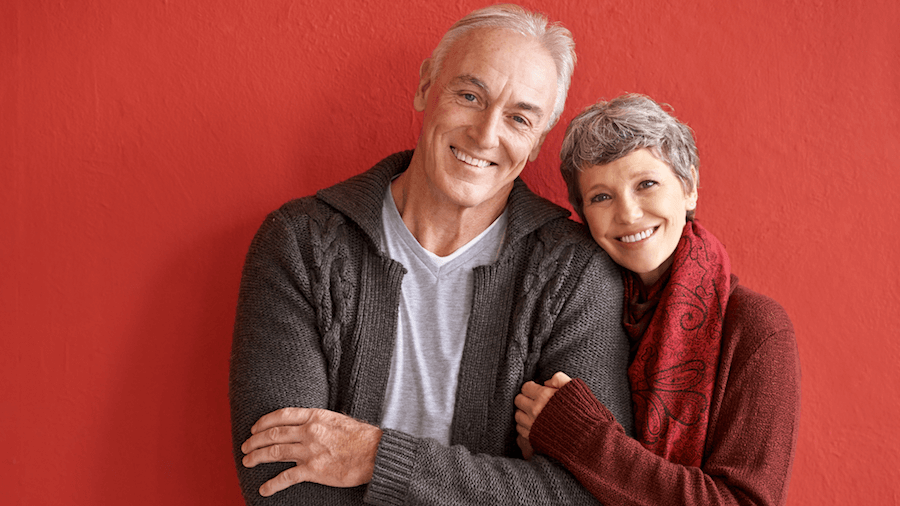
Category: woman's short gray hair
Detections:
[
  {"x1": 429, "y1": 4, "x2": 576, "y2": 131},
  {"x1": 560, "y1": 93, "x2": 700, "y2": 221}
]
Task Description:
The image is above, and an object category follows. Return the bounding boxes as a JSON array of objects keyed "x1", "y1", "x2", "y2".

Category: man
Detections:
[{"x1": 230, "y1": 5, "x2": 632, "y2": 505}]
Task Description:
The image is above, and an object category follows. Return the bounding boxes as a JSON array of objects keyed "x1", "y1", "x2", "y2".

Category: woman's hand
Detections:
[{"x1": 514, "y1": 372, "x2": 573, "y2": 459}]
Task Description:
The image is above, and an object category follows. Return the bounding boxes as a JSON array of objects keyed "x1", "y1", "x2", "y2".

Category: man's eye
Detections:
[
  {"x1": 463, "y1": 93, "x2": 477, "y2": 102},
  {"x1": 512, "y1": 115, "x2": 527, "y2": 125}
]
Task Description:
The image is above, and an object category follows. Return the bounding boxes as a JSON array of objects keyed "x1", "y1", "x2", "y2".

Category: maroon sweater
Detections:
[{"x1": 529, "y1": 278, "x2": 801, "y2": 505}]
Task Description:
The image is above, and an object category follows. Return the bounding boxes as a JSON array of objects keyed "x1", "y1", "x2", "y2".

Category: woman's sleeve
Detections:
[{"x1": 529, "y1": 301, "x2": 801, "y2": 506}]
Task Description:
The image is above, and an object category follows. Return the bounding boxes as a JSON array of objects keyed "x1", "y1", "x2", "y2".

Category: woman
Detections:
[{"x1": 514, "y1": 94, "x2": 800, "y2": 505}]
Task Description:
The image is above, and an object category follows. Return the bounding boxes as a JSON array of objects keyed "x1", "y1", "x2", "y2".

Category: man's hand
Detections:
[
  {"x1": 241, "y1": 407, "x2": 383, "y2": 496},
  {"x1": 514, "y1": 372, "x2": 572, "y2": 458}
]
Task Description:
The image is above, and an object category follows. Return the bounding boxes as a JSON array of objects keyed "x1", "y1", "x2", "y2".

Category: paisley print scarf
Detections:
[{"x1": 623, "y1": 221, "x2": 730, "y2": 467}]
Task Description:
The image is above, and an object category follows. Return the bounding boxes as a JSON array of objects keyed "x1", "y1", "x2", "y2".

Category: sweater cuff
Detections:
[
  {"x1": 529, "y1": 378, "x2": 619, "y2": 462},
  {"x1": 365, "y1": 429, "x2": 417, "y2": 506}
]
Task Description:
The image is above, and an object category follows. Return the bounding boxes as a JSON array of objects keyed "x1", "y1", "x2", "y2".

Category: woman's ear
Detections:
[
  {"x1": 413, "y1": 59, "x2": 433, "y2": 112},
  {"x1": 687, "y1": 165, "x2": 699, "y2": 210}
]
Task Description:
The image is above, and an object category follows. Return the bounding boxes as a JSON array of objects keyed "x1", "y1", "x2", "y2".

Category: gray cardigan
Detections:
[{"x1": 230, "y1": 151, "x2": 633, "y2": 505}]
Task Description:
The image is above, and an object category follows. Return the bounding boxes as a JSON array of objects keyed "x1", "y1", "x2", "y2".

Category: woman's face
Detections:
[{"x1": 579, "y1": 148, "x2": 697, "y2": 286}]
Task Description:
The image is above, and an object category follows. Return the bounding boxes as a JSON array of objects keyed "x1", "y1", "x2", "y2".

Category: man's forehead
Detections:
[
  {"x1": 445, "y1": 27, "x2": 541, "y2": 62},
  {"x1": 440, "y1": 28, "x2": 557, "y2": 103}
]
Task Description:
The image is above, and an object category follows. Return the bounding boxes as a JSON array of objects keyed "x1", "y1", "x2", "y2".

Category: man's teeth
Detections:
[
  {"x1": 619, "y1": 228, "x2": 655, "y2": 243},
  {"x1": 451, "y1": 147, "x2": 491, "y2": 168}
]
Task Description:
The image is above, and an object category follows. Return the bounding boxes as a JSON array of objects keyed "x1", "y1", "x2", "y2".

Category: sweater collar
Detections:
[{"x1": 317, "y1": 150, "x2": 572, "y2": 253}]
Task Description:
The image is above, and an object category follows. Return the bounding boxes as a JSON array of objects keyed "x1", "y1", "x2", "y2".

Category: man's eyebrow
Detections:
[
  {"x1": 450, "y1": 75, "x2": 489, "y2": 92},
  {"x1": 515, "y1": 101, "x2": 545, "y2": 120},
  {"x1": 450, "y1": 74, "x2": 545, "y2": 120}
]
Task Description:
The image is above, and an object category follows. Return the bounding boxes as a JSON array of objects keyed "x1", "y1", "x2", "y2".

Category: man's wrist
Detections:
[{"x1": 354, "y1": 425, "x2": 384, "y2": 483}]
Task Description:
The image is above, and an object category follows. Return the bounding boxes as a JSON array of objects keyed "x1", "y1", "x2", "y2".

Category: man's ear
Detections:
[
  {"x1": 413, "y1": 59, "x2": 433, "y2": 112},
  {"x1": 528, "y1": 131, "x2": 549, "y2": 162}
]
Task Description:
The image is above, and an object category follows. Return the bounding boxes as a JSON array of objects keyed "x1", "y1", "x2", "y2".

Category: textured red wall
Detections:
[{"x1": 3, "y1": 1, "x2": 898, "y2": 504}]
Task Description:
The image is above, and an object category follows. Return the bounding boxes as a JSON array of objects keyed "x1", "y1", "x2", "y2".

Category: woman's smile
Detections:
[{"x1": 618, "y1": 226, "x2": 658, "y2": 244}]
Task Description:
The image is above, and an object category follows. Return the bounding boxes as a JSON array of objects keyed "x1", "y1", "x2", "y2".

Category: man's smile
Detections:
[{"x1": 451, "y1": 146, "x2": 495, "y2": 168}]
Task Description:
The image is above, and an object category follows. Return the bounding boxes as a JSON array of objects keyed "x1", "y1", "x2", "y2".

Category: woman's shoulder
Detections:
[
  {"x1": 722, "y1": 277, "x2": 797, "y2": 366},
  {"x1": 726, "y1": 278, "x2": 794, "y2": 334}
]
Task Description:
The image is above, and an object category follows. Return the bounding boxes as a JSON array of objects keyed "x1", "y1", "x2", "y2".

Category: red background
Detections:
[{"x1": 3, "y1": 1, "x2": 898, "y2": 504}]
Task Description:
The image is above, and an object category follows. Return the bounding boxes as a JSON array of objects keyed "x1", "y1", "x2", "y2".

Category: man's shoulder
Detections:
[
  {"x1": 261, "y1": 151, "x2": 414, "y2": 240},
  {"x1": 533, "y1": 215, "x2": 596, "y2": 246},
  {"x1": 273, "y1": 194, "x2": 337, "y2": 222},
  {"x1": 525, "y1": 211, "x2": 609, "y2": 261},
  {"x1": 249, "y1": 196, "x2": 344, "y2": 247},
  {"x1": 506, "y1": 213, "x2": 620, "y2": 300},
  {"x1": 505, "y1": 179, "x2": 601, "y2": 255},
  {"x1": 501, "y1": 181, "x2": 618, "y2": 287}
]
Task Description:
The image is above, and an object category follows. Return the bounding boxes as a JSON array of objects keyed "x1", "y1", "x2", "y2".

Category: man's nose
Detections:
[{"x1": 468, "y1": 109, "x2": 501, "y2": 149}]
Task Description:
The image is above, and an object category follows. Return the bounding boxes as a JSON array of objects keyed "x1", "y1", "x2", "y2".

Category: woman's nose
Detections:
[{"x1": 615, "y1": 194, "x2": 642, "y2": 224}]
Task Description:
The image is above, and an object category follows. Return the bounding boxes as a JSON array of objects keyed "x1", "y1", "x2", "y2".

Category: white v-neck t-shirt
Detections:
[{"x1": 378, "y1": 186, "x2": 508, "y2": 444}]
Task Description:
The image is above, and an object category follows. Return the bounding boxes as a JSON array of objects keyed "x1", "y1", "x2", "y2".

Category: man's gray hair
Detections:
[
  {"x1": 428, "y1": 4, "x2": 576, "y2": 131},
  {"x1": 559, "y1": 93, "x2": 700, "y2": 222}
]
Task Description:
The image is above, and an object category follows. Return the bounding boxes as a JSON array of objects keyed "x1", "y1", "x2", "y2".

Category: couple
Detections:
[{"x1": 230, "y1": 4, "x2": 800, "y2": 505}]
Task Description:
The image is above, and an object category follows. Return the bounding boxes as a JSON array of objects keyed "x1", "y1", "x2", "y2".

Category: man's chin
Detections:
[{"x1": 443, "y1": 179, "x2": 515, "y2": 212}]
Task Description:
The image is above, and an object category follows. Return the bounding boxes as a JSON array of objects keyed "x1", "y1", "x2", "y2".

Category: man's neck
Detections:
[{"x1": 390, "y1": 170, "x2": 509, "y2": 257}]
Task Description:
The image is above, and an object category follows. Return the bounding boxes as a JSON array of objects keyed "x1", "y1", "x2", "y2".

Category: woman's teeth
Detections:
[{"x1": 619, "y1": 227, "x2": 655, "y2": 243}]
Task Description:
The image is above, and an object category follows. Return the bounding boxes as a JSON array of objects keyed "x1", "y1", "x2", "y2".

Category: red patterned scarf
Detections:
[{"x1": 623, "y1": 221, "x2": 730, "y2": 467}]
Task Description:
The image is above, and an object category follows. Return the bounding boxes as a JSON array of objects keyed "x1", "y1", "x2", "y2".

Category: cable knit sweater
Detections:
[
  {"x1": 229, "y1": 151, "x2": 634, "y2": 506},
  {"x1": 529, "y1": 278, "x2": 801, "y2": 506}
]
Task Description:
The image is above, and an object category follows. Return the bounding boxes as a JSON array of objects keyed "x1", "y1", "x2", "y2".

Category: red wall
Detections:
[{"x1": 3, "y1": 1, "x2": 898, "y2": 504}]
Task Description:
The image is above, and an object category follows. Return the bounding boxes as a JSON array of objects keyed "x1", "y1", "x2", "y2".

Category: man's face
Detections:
[{"x1": 412, "y1": 28, "x2": 558, "y2": 212}]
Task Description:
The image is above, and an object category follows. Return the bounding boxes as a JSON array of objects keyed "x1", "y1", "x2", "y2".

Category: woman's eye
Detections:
[
  {"x1": 590, "y1": 193, "x2": 611, "y2": 203},
  {"x1": 639, "y1": 180, "x2": 658, "y2": 190}
]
